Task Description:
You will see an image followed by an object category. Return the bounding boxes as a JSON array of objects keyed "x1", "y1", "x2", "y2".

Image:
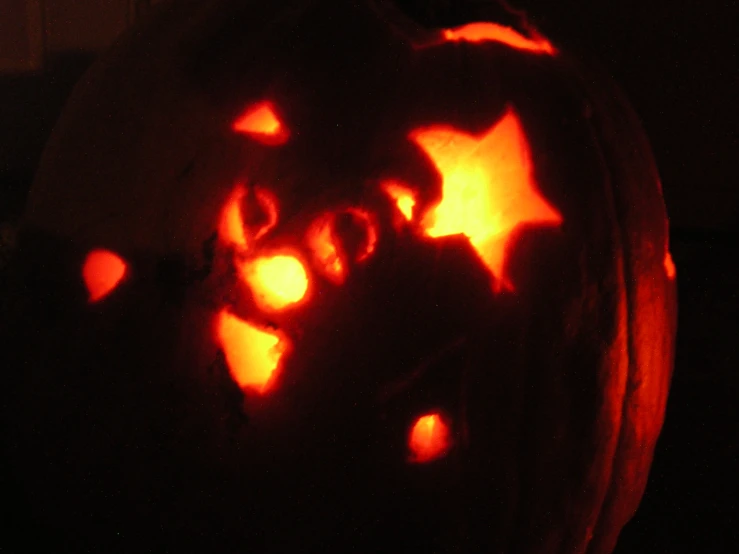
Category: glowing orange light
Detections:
[
  {"x1": 216, "y1": 309, "x2": 287, "y2": 393},
  {"x1": 239, "y1": 254, "x2": 309, "y2": 311},
  {"x1": 664, "y1": 251, "x2": 676, "y2": 279},
  {"x1": 218, "y1": 185, "x2": 280, "y2": 250},
  {"x1": 441, "y1": 22, "x2": 555, "y2": 55},
  {"x1": 307, "y1": 214, "x2": 346, "y2": 284},
  {"x1": 411, "y1": 106, "x2": 562, "y2": 291},
  {"x1": 82, "y1": 249, "x2": 127, "y2": 303},
  {"x1": 408, "y1": 413, "x2": 451, "y2": 463},
  {"x1": 219, "y1": 184, "x2": 248, "y2": 248},
  {"x1": 381, "y1": 180, "x2": 416, "y2": 221},
  {"x1": 346, "y1": 208, "x2": 378, "y2": 262},
  {"x1": 232, "y1": 101, "x2": 290, "y2": 145}
]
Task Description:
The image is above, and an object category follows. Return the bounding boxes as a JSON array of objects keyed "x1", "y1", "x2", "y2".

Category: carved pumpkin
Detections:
[{"x1": 3, "y1": 1, "x2": 677, "y2": 553}]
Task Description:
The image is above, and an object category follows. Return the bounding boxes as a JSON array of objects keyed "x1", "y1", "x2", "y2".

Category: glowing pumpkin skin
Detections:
[{"x1": 3, "y1": 1, "x2": 677, "y2": 554}]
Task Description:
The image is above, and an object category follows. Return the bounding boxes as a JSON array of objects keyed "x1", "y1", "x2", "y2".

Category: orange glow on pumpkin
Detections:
[
  {"x1": 219, "y1": 184, "x2": 248, "y2": 248},
  {"x1": 218, "y1": 185, "x2": 280, "y2": 250},
  {"x1": 82, "y1": 249, "x2": 127, "y2": 302},
  {"x1": 411, "y1": 106, "x2": 562, "y2": 291},
  {"x1": 442, "y1": 22, "x2": 555, "y2": 55},
  {"x1": 382, "y1": 180, "x2": 416, "y2": 221},
  {"x1": 307, "y1": 214, "x2": 346, "y2": 284},
  {"x1": 253, "y1": 187, "x2": 279, "y2": 241},
  {"x1": 232, "y1": 101, "x2": 290, "y2": 145},
  {"x1": 216, "y1": 309, "x2": 287, "y2": 393},
  {"x1": 664, "y1": 251, "x2": 676, "y2": 279},
  {"x1": 239, "y1": 254, "x2": 309, "y2": 311},
  {"x1": 408, "y1": 413, "x2": 451, "y2": 463}
]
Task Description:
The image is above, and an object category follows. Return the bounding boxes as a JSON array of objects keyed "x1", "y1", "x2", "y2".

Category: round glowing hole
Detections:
[
  {"x1": 82, "y1": 249, "x2": 127, "y2": 303},
  {"x1": 241, "y1": 254, "x2": 309, "y2": 311}
]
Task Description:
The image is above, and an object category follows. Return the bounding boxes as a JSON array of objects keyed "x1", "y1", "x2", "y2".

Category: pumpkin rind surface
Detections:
[{"x1": 3, "y1": 1, "x2": 676, "y2": 553}]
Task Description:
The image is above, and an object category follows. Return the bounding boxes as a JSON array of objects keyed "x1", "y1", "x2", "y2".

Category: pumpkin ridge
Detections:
[
  {"x1": 574, "y1": 90, "x2": 632, "y2": 554},
  {"x1": 583, "y1": 120, "x2": 639, "y2": 554},
  {"x1": 580, "y1": 65, "x2": 674, "y2": 554},
  {"x1": 520, "y1": 93, "x2": 631, "y2": 554}
]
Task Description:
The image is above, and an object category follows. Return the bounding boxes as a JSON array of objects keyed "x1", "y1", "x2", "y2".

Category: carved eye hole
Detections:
[
  {"x1": 82, "y1": 249, "x2": 128, "y2": 303},
  {"x1": 232, "y1": 101, "x2": 290, "y2": 145},
  {"x1": 408, "y1": 412, "x2": 452, "y2": 463},
  {"x1": 307, "y1": 213, "x2": 345, "y2": 284},
  {"x1": 307, "y1": 208, "x2": 378, "y2": 285},
  {"x1": 219, "y1": 184, "x2": 279, "y2": 251}
]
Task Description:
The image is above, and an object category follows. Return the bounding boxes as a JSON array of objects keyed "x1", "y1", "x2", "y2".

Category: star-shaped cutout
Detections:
[{"x1": 410, "y1": 106, "x2": 562, "y2": 291}]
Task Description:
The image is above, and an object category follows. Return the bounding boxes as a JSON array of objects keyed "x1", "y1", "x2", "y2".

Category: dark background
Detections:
[{"x1": 1, "y1": 1, "x2": 737, "y2": 552}]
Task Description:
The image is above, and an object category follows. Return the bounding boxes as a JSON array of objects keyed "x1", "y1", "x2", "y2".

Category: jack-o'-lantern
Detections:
[{"x1": 2, "y1": 1, "x2": 677, "y2": 553}]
